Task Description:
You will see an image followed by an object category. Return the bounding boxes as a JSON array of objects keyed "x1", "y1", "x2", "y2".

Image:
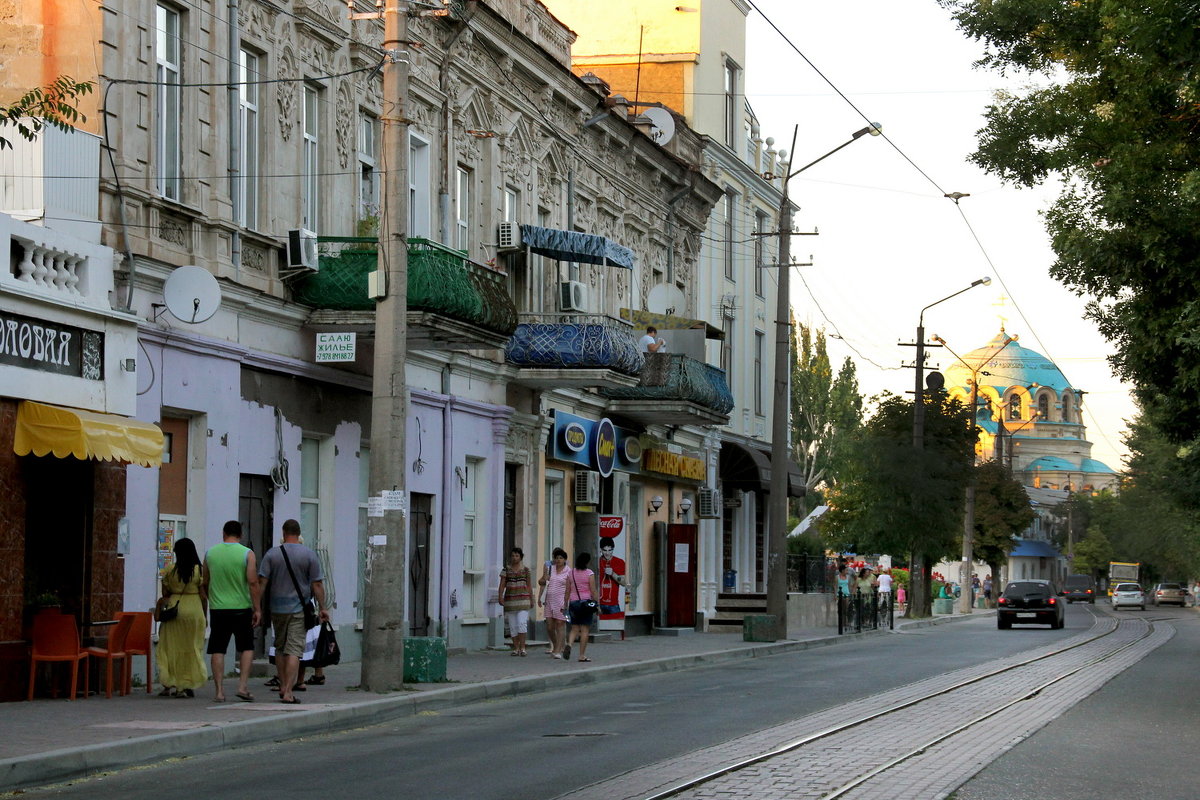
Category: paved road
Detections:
[{"x1": 21, "y1": 607, "x2": 1097, "y2": 799}]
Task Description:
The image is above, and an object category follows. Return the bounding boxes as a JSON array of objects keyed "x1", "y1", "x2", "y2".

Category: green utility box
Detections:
[
  {"x1": 742, "y1": 614, "x2": 780, "y2": 642},
  {"x1": 403, "y1": 636, "x2": 448, "y2": 682},
  {"x1": 932, "y1": 598, "x2": 955, "y2": 615}
]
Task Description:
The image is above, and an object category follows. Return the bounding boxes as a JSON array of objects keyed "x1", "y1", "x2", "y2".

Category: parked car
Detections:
[
  {"x1": 1149, "y1": 582, "x2": 1187, "y2": 606},
  {"x1": 997, "y1": 580, "x2": 1065, "y2": 629},
  {"x1": 1111, "y1": 583, "x2": 1145, "y2": 610},
  {"x1": 1063, "y1": 574, "x2": 1097, "y2": 604}
]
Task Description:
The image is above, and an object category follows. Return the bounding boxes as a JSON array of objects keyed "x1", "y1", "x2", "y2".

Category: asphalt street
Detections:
[{"x1": 20, "y1": 607, "x2": 1104, "y2": 799}]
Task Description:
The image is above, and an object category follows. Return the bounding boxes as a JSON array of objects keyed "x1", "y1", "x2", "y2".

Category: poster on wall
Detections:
[
  {"x1": 597, "y1": 515, "x2": 627, "y2": 633},
  {"x1": 157, "y1": 519, "x2": 180, "y2": 576}
]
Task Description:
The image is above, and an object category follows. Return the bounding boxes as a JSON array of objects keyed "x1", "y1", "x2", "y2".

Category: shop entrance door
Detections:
[
  {"x1": 408, "y1": 493, "x2": 433, "y2": 636},
  {"x1": 665, "y1": 524, "x2": 697, "y2": 627},
  {"x1": 239, "y1": 474, "x2": 274, "y2": 656}
]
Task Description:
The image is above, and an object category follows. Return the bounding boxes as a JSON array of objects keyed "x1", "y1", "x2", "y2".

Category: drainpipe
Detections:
[
  {"x1": 228, "y1": 0, "x2": 241, "y2": 275},
  {"x1": 567, "y1": 168, "x2": 577, "y2": 282}
]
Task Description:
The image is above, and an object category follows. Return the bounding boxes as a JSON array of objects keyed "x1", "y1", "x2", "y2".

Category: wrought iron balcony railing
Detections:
[
  {"x1": 504, "y1": 313, "x2": 644, "y2": 374},
  {"x1": 602, "y1": 352, "x2": 735, "y2": 414},
  {"x1": 293, "y1": 237, "x2": 517, "y2": 336}
]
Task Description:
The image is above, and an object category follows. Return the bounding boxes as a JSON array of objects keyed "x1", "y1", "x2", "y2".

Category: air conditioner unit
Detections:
[
  {"x1": 286, "y1": 228, "x2": 319, "y2": 272},
  {"x1": 574, "y1": 470, "x2": 600, "y2": 505},
  {"x1": 497, "y1": 221, "x2": 520, "y2": 251},
  {"x1": 560, "y1": 280, "x2": 587, "y2": 312},
  {"x1": 698, "y1": 487, "x2": 722, "y2": 519}
]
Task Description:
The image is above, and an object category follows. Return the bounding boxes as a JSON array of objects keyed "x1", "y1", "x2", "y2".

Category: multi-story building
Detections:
[
  {"x1": 543, "y1": 0, "x2": 804, "y2": 627},
  {"x1": 1, "y1": 0, "x2": 731, "y2": 667}
]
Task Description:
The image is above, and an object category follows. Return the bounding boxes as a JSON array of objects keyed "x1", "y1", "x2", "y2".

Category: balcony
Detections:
[
  {"x1": 297, "y1": 237, "x2": 518, "y2": 350},
  {"x1": 1, "y1": 214, "x2": 116, "y2": 315},
  {"x1": 504, "y1": 313, "x2": 644, "y2": 389},
  {"x1": 601, "y1": 353, "x2": 734, "y2": 426}
]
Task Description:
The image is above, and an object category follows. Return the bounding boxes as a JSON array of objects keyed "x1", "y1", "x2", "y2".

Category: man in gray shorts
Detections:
[{"x1": 258, "y1": 519, "x2": 329, "y2": 704}]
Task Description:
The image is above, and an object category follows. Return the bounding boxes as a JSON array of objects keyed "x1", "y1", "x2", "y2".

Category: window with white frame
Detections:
[
  {"x1": 409, "y1": 135, "x2": 431, "y2": 238},
  {"x1": 544, "y1": 471, "x2": 564, "y2": 565},
  {"x1": 461, "y1": 457, "x2": 486, "y2": 618},
  {"x1": 754, "y1": 331, "x2": 765, "y2": 416},
  {"x1": 237, "y1": 48, "x2": 259, "y2": 228},
  {"x1": 721, "y1": 318, "x2": 734, "y2": 380},
  {"x1": 455, "y1": 166, "x2": 472, "y2": 252},
  {"x1": 359, "y1": 113, "x2": 378, "y2": 226},
  {"x1": 724, "y1": 191, "x2": 736, "y2": 281},
  {"x1": 504, "y1": 186, "x2": 519, "y2": 223},
  {"x1": 155, "y1": 4, "x2": 182, "y2": 201},
  {"x1": 724, "y1": 59, "x2": 740, "y2": 149},
  {"x1": 302, "y1": 85, "x2": 320, "y2": 233},
  {"x1": 754, "y1": 210, "x2": 769, "y2": 297},
  {"x1": 356, "y1": 445, "x2": 370, "y2": 620},
  {"x1": 300, "y1": 436, "x2": 323, "y2": 549}
]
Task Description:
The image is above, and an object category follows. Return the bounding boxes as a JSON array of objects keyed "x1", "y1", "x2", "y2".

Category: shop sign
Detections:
[
  {"x1": 561, "y1": 420, "x2": 587, "y2": 453},
  {"x1": 315, "y1": 332, "x2": 356, "y2": 362},
  {"x1": 621, "y1": 436, "x2": 642, "y2": 465},
  {"x1": 593, "y1": 417, "x2": 616, "y2": 477},
  {"x1": 0, "y1": 309, "x2": 99, "y2": 379},
  {"x1": 643, "y1": 448, "x2": 706, "y2": 481},
  {"x1": 597, "y1": 515, "x2": 627, "y2": 631},
  {"x1": 549, "y1": 410, "x2": 639, "y2": 474}
]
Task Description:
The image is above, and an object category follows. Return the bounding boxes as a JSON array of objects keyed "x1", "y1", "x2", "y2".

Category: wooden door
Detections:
[{"x1": 665, "y1": 524, "x2": 697, "y2": 627}]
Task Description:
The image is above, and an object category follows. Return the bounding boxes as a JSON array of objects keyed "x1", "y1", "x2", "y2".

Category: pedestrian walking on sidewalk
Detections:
[
  {"x1": 538, "y1": 547, "x2": 570, "y2": 658},
  {"x1": 203, "y1": 520, "x2": 260, "y2": 703},
  {"x1": 499, "y1": 547, "x2": 533, "y2": 656},
  {"x1": 564, "y1": 553, "x2": 598, "y2": 663},
  {"x1": 157, "y1": 537, "x2": 208, "y2": 698},
  {"x1": 258, "y1": 519, "x2": 329, "y2": 704},
  {"x1": 983, "y1": 575, "x2": 994, "y2": 609}
]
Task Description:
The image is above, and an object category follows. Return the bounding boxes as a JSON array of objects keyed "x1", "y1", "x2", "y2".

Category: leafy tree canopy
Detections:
[
  {"x1": 0, "y1": 77, "x2": 94, "y2": 150},
  {"x1": 973, "y1": 460, "x2": 1037, "y2": 567},
  {"x1": 940, "y1": 0, "x2": 1200, "y2": 442}
]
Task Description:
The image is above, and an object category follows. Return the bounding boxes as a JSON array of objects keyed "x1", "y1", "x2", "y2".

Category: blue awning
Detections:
[
  {"x1": 1009, "y1": 538, "x2": 1062, "y2": 558},
  {"x1": 519, "y1": 224, "x2": 634, "y2": 269}
]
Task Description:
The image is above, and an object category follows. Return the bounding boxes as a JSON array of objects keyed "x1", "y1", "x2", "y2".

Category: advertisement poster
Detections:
[
  {"x1": 157, "y1": 518, "x2": 179, "y2": 576},
  {"x1": 597, "y1": 515, "x2": 627, "y2": 632}
]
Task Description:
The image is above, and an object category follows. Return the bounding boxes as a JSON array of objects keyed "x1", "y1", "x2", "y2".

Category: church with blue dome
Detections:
[{"x1": 943, "y1": 330, "x2": 1117, "y2": 493}]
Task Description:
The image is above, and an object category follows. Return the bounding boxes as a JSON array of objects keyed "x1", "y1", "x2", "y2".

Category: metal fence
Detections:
[
  {"x1": 837, "y1": 589, "x2": 894, "y2": 634},
  {"x1": 787, "y1": 554, "x2": 838, "y2": 593}
]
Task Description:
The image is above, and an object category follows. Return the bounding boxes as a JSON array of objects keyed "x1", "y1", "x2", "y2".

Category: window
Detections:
[
  {"x1": 754, "y1": 210, "x2": 769, "y2": 297},
  {"x1": 409, "y1": 135, "x2": 431, "y2": 238},
  {"x1": 504, "y1": 186, "x2": 519, "y2": 223},
  {"x1": 724, "y1": 59, "x2": 740, "y2": 148},
  {"x1": 754, "y1": 331, "x2": 765, "y2": 415},
  {"x1": 300, "y1": 435, "x2": 323, "y2": 550},
  {"x1": 237, "y1": 49, "x2": 259, "y2": 228},
  {"x1": 356, "y1": 445, "x2": 369, "y2": 620},
  {"x1": 302, "y1": 85, "x2": 320, "y2": 232},
  {"x1": 724, "y1": 191, "x2": 736, "y2": 281},
  {"x1": 455, "y1": 166, "x2": 472, "y2": 252},
  {"x1": 1009, "y1": 393, "x2": 1021, "y2": 420},
  {"x1": 544, "y1": 471, "x2": 564, "y2": 563},
  {"x1": 359, "y1": 113, "x2": 378, "y2": 226},
  {"x1": 1062, "y1": 393, "x2": 1072, "y2": 422},
  {"x1": 1038, "y1": 394, "x2": 1049, "y2": 420},
  {"x1": 461, "y1": 457, "x2": 485, "y2": 618},
  {"x1": 155, "y1": 4, "x2": 182, "y2": 201},
  {"x1": 721, "y1": 318, "x2": 734, "y2": 379}
]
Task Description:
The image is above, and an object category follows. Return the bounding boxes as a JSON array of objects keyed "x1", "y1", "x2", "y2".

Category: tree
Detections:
[
  {"x1": 0, "y1": 77, "x2": 94, "y2": 149},
  {"x1": 823, "y1": 392, "x2": 976, "y2": 617},
  {"x1": 790, "y1": 323, "x2": 863, "y2": 515},
  {"x1": 973, "y1": 460, "x2": 1036, "y2": 591},
  {"x1": 1072, "y1": 527, "x2": 1114, "y2": 577},
  {"x1": 939, "y1": 0, "x2": 1200, "y2": 444}
]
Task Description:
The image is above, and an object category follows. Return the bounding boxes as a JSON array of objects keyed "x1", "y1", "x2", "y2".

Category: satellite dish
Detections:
[
  {"x1": 647, "y1": 283, "x2": 687, "y2": 316},
  {"x1": 642, "y1": 107, "x2": 676, "y2": 146},
  {"x1": 162, "y1": 265, "x2": 221, "y2": 324}
]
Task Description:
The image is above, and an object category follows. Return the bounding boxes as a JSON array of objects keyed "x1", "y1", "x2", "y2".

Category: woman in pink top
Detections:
[
  {"x1": 538, "y1": 547, "x2": 570, "y2": 658},
  {"x1": 563, "y1": 552, "x2": 598, "y2": 663}
]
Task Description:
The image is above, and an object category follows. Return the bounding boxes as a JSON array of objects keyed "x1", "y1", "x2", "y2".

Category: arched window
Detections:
[
  {"x1": 1009, "y1": 393, "x2": 1021, "y2": 420},
  {"x1": 1038, "y1": 394, "x2": 1049, "y2": 420},
  {"x1": 1062, "y1": 393, "x2": 1072, "y2": 423}
]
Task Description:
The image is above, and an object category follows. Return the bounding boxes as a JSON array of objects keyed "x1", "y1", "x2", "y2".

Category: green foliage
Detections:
[
  {"x1": 939, "y1": 0, "x2": 1200, "y2": 443},
  {"x1": 1072, "y1": 526, "x2": 1114, "y2": 575},
  {"x1": 973, "y1": 460, "x2": 1037, "y2": 566},
  {"x1": 0, "y1": 77, "x2": 94, "y2": 149}
]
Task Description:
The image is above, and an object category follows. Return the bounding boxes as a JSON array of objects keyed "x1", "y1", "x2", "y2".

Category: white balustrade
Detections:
[{"x1": 15, "y1": 239, "x2": 85, "y2": 296}]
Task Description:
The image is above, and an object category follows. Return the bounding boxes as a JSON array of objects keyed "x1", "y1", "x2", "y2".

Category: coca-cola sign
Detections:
[{"x1": 598, "y1": 515, "x2": 624, "y2": 535}]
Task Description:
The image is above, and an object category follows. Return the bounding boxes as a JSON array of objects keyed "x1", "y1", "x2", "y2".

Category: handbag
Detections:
[
  {"x1": 568, "y1": 571, "x2": 598, "y2": 624},
  {"x1": 280, "y1": 544, "x2": 320, "y2": 630},
  {"x1": 312, "y1": 621, "x2": 341, "y2": 668},
  {"x1": 155, "y1": 595, "x2": 179, "y2": 622}
]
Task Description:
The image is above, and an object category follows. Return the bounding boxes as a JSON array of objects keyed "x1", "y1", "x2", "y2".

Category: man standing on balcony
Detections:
[{"x1": 639, "y1": 326, "x2": 665, "y2": 353}]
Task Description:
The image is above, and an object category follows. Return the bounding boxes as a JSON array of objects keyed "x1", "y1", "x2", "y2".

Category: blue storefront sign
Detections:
[{"x1": 550, "y1": 410, "x2": 640, "y2": 475}]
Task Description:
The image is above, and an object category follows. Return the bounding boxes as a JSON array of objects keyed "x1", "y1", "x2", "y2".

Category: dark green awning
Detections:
[{"x1": 519, "y1": 224, "x2": 634, "y2": 269}]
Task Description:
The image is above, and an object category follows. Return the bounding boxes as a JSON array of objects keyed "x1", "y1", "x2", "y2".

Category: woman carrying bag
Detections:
[
  {"x1": 538, "y1": 548, "x2": 570, "y2": 659},
  {"x1": 563, "y1": 552, "x2": 598, "y2": 663},
  {"x1": 156, "y1": 538, "x2": 208, "y2": 698}
]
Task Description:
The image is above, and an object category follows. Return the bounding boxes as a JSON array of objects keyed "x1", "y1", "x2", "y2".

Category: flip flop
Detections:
[
  {"x1": 236, "y1": 692, "x2": 254, "y2": 702},
  {"x1": 214, "y1": 695, "x2": 226, "y2": 703},
  {"x1": 264, "y1": 677, "x2": 281, "y2": 688},
  {"x1": 307, "y1": 675, "x2": 325, "y2": 685},
  {"x1": 578, "y1": 657, "x2": 592, "y2": 662},
  {"x1": 293, "y1": 683, "x2": 307, "y2": 691},
  {"x1": 280, "y1": 696, "x2": 301, "y2": 704}
]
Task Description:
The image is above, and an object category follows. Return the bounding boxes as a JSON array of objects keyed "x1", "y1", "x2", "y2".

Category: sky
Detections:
[{"x1": 742, "y1": 0, "x2": 1132, "y2": 471}]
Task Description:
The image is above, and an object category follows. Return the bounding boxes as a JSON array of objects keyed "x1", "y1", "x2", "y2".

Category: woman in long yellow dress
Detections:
[{"x1": 157, "y1": 537, "x2": 208, "y2": 697}]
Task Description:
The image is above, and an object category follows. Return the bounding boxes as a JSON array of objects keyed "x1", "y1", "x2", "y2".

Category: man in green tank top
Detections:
[{"x1": 202, "y1": 520, "x2": 260, "y2": 702}]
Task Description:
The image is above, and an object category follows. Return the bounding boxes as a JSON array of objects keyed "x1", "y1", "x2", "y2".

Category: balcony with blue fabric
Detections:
[{"x1": 504, "y1": 313, "x2": 644, "y2": 390}]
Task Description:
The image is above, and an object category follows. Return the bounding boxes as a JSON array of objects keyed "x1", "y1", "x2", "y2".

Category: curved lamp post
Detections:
[{"x1": 766, "y1": 123, "x2": 882, "y2": 637}]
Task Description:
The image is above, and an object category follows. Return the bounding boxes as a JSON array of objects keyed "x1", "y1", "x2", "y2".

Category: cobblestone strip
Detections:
[{"x1": 552, "y1": 615, "x2": 1141, "y2": 800}]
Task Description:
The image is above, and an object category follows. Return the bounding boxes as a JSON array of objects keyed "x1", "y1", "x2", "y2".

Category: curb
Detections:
[{"x1": 0, "y1": 615, "x2": 978, "y2": 792}]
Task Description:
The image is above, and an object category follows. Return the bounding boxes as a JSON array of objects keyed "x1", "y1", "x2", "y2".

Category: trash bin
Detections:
[{"x1": 723, "y1": 569, "x2": 737, "y2": 592}]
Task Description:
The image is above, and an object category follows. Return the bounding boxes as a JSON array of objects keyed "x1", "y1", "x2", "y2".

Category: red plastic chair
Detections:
[
  {"x1": 118, "y1": 611, "x2": 154, "y2": 694},
  {"x1": 28, "y1": 613, "x2": 89, "y2": 701},
  {"x1": 84, "y1": 615, "x2": 134, "y2": 698}
]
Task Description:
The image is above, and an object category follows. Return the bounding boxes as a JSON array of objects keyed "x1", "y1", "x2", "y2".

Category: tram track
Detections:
[{"x1": 633, "y1": 607, "x2": 1167, "y2": 800}]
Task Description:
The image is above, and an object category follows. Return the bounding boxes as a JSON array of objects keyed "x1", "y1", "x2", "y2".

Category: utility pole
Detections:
[{"x1": 360, "y1": 0, "x2": 411, "y2": 691}]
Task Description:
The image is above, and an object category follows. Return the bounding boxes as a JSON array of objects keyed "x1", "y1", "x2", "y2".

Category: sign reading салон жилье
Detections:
[{"x1": 315, "y1": 332, "x2": 356, "y2": 362}]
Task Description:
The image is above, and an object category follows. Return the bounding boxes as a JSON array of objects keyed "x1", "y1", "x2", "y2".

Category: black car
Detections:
[
  {"x1": 997, "y1": 580, "x2": 1066, "y2": 629},
  {"x1": 1063, "y1": 574, "x2": 1097, "y2": 603}
]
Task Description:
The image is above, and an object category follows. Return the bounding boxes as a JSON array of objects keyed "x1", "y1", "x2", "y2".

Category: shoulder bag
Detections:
[
  {"x1": 567, "y1": 570, "x2": 598, "y2": 625},
  {"x1": 280, "y1": 544, "x2": 320, "y2": 630},
  {"x1": 155, "y1": 594, "x2": 179, "y2": 622}
]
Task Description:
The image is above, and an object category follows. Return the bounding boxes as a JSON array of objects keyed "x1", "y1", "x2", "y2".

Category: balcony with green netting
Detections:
[
  {"x1": 295, "y1": 237, "x2": 518, "y2": 350},
  {"x1": 600, "y1": 352, "x2": 734, "y2": 426}
]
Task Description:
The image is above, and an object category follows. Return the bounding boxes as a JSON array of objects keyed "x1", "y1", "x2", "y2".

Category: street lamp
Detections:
[{"x1": 766, "y1": 122, "x2": 882, "y2": 639}]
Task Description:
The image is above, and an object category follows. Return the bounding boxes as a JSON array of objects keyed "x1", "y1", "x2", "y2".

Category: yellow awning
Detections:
[{"x1": 14, "y1": 401, "x2": 164, "y2": 468}]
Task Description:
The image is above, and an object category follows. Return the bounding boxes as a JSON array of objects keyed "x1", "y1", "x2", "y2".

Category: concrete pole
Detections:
[
  {"x1": 959, "y1": 378, "x2": 979, "y2": 614},
  {"x1": 361, "y1": 0, "x2": 410, "y2": 692},
  {"x1": 765, "y1": 187, "x2": 793, "y2": 639}
]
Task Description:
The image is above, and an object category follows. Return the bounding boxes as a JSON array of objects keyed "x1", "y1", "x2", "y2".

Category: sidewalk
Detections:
[{"x1": 0, "y1": 612, "x2": 973, "y2": 792}]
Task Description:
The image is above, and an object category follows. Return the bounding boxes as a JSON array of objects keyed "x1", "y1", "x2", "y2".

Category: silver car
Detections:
[
  {"x1": 1149, "y1": 582, "x2": 1187, "y2": 606},
  {"x1": 1112, "y1": 583, "x2": 1144, "y2": 610}
]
